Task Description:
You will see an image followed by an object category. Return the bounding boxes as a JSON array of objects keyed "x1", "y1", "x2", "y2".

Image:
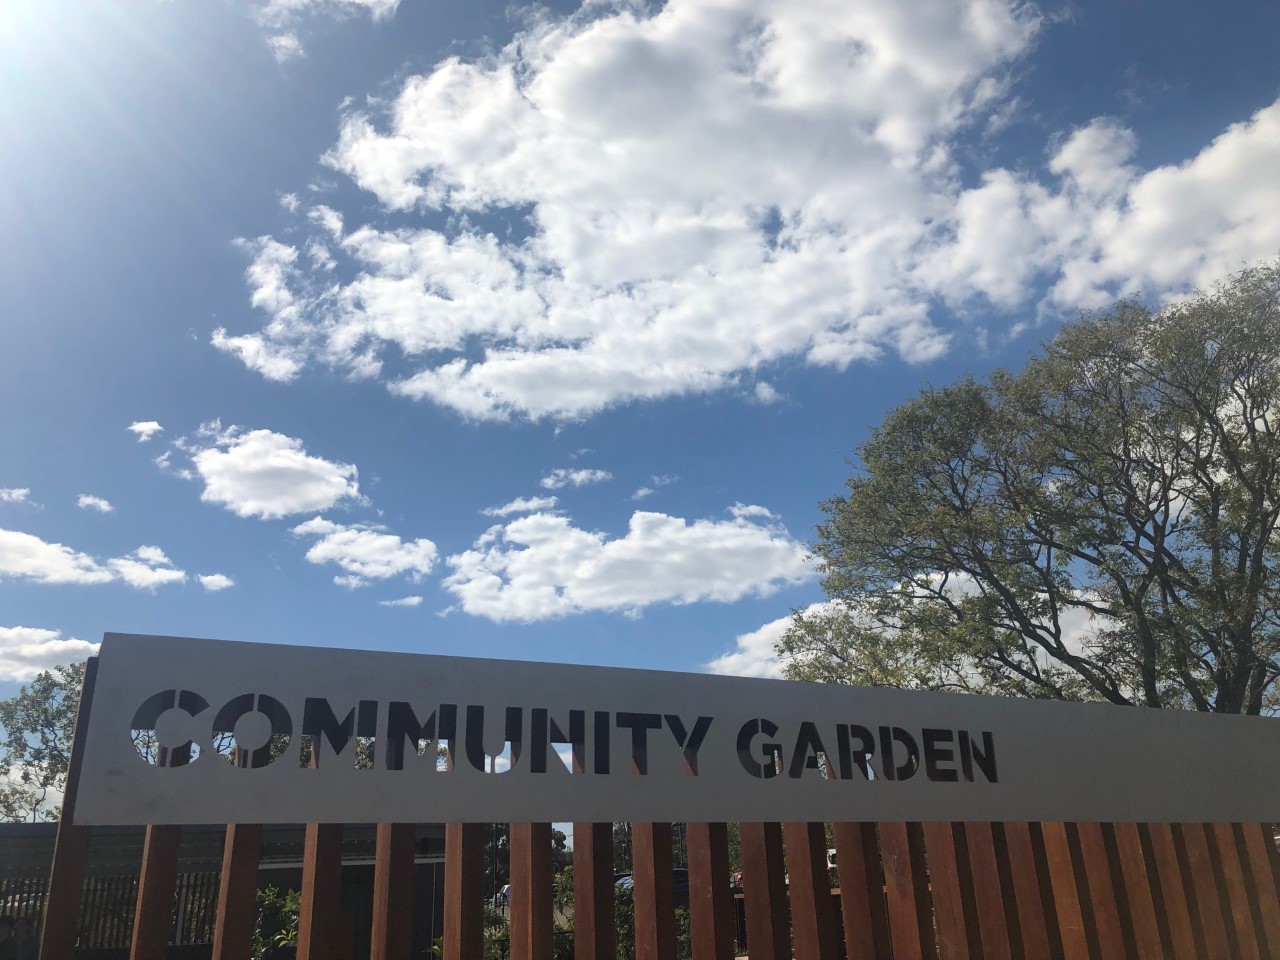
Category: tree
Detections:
[
  {"x1": 0, "y1": 662, "x2": 86, "y2": 821},
  {"x1": 782, "y1": 258, "x2": 1280, "y2": 714}
]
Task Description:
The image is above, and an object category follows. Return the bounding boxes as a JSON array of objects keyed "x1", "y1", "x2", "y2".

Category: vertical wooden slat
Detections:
[
  {"x1": 296, "y1": 823, "x2": 344, "y2": 960},
  {"x1": 686, "y1": 822, "x2": 733, "y2": 960},
  {"x1": 1109, "y1": 823, "x2": 1161, "y2": 960},
  {"x1": 1040, "y1": 822, "x2": 1090, "y2": 960},
  {"x1": 130, "y1": 825, "x2": 182, "y2": 960},
  {"x1": 511, "y1": 823, "x2": 555, "y2": 960},
  {"x1": 38, "y1": 656, "x2": 98, "y2": 960},
  {"x1": 574, "y1": 823, "x2": 616, "y2": 960},
  {"x1": 1239, "y1": 822, "x2": 1280, "y2": 955},
  {"x1": 39, "y1": 825, "x2": 90, "y2": 960},
  {"x1": 921, "y1": 823, "x2": 972, "y2": 960},
  {"x1": 1073, "y1": 822, "x2": 1127, "y2": 960},
  {"x1": 879, "y1": 822, "x2": 935, "y2": 960},
  {"x1": 739, "y1": 822, "x2": 789, "y2": 960},
  {"x1": 965, "y1": 821, "x2": 1013, "y2": 960},
  {"x1": 371, "y1": 823, "x2": 416, "y2": 960},
  {"x1": 1002, "y1": 822, "x2": 1053, "y2": 960},
  {"x1": 1143, "y1": 823, "x2": 1197, "y2": 960},
  {"x1": 445, "y1": 823, "x2": 485, "y2": 960},
  {"x1": 89, "y1": 876, "x2": 105, "y2": 948},
  {"x1": 1177, "y1": 822, "x2": 1231, "y2": 959},
  {"x1": 783, "y1": 822, "x2": 840, "y2": 960},
  {"x1": 831, "y1": 822, "x2": 892, "y2": 960},
  {"x1": 212, "y1": 823, "x2": 262, "y2": 960},
  {"x1": 1212, "y1": 822, "x2": 1264, "y2": 960},
  {"x1": 632, "y1": 822, "x2": 677, "y2": 960}
]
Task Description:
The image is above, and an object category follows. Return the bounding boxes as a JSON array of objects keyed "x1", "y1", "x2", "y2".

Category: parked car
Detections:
[
  {"x1": 492, "y1": 884, "x2": 510, "y2": 907},
  {"x1": 614, "y1": 869, "x2": 689, "y2": 894}
]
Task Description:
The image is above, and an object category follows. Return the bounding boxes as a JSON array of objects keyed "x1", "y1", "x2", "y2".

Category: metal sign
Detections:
[{"x1": 72, "y1": 632, "x2": 1280, "y2": 825}]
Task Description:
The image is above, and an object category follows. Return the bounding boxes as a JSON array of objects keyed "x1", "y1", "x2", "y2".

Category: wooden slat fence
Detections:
[{"x1": 27, "y1": 819, "x2": 1280, "y2": 959}]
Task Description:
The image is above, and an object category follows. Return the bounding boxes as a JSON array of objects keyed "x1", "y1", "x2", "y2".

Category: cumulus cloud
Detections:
[
  {"x1": 443, "y1": 505, "x2": 811, "y2": 622},
  {"x1": 753, "y1": 382, "x2": 782, "y2": 405},
  {"x1": 107, "y1": 546, "x2": 186, "y2": 589},
  {"x1": 292, "y1": 517, "x2": 438, "y2": 588},
  {"x1": 127, "y1": 421, "x2": 163, "y2": 442},
  {"x1": 0, "y1": 626, "x2": 99, "y2": 681},
  {"x1": 198, "y1": 573, "x2": 235, "y2": 592},
  {"x1": 215, "y1": 0, "x2": 1280, "y2": 422},
  {"x1": 540, "y1": 468, "x2": 612, "y2": 490},
  {"x1": 482, "y1": 495, "x2": 559, "y2": 517},
  {"x1": 0, "y1": 529, "x2": 115, "y2": 585},
  {"x1": 77, "y1": 495, "x2": 114, "y2": 513},
  {"x1": 0, "y1": 529, "x2": 185, "y2": 589},
  {"x1": 705, "y1": 602, "x2": 835, "y2": 679},
  {"x1": 379, "y1": 595, "x2": 423, "y2": 607},
  {"x1": 188, "y1": 424, "x2": 362, "y2": 519},
  {"x1": 0, "y1": 488, "x2": 31, "y2": 504}
]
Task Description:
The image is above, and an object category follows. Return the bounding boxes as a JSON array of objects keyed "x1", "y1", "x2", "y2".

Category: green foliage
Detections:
[
  {"x1": 613, "y1": 889, "x2": 692, "y2": 960},
  {"x1": 252, "y1": 885, "x2": 301, "y2": 959},
  {"x1": 553, "y1": 865, "x2": 575, "y2": 916},
  {"x1": 483, "y1": 905, "x2": 510, "y2": 960},
  {"x1": 785, "y1": 258, "x2": 1280, "y2": 714},
  {"x1": 0, "y1": 662, "x2": 85, "y2": 822}
]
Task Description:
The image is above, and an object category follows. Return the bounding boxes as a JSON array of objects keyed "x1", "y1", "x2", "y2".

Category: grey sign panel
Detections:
[{"x1": 73, "y1": 632, "x2": 1280, "y2": 825}]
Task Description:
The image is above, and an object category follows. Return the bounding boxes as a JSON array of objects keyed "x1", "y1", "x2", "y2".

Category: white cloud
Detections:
[
  {"x1": 444, "y1": 505, "x2": 812, "y2": 622},
  {"x1": 631, "y1": 474, "x2": 678, "y2": 500},
  {"x1": 154, "y1": 450, "x2": 194, "y2": 481},
  {"x1": 267, "y1": 32, "x2": 305, "y2": 62},
  {"x1": 77, "y1": 494, "x2": 114, "y2": 513},
  {"x1": 217, "y1": 1, "x2": 1280, "y2": 422},
  {"x1": 247, "y1": 0, "x2": 402, "y2": 61},
  {"x1": 292, "y1": 517, "x2": 438, "y2": 588},
  {"x1": 729, "y1": 503, "x2": 776, "y2": 521},
  {"x1": 540, "y1": 468, "x2": 612, "y2": 490},
  {"x1": 0, "y1": 627, "x2": 99, "y2": 682},
  {"x1": 0, "y1": 529, "x2": 185, "y2": 589},
  {"x1": 705, "y1": 586, "x2": 1104, "y2": 680},
  {"x1": 705, "y1": 603, "x2": 837, "y2": 679},
  {"x1": 127, "y1": 421, "x2": 163, "y2": 442},
  {"x1": 107, "y1": 546, "x2": 186, "y2": 589},
  {"x1": 198, "y1": 573, "x2": 235, "y2": 592},
  {"x1": 0, "y1": 529, "x2": 114, "y2": 585},
  {"x1": 0, "y1": 488, "x2": 31, "y2": 503},
  {"x1": 255, "y1": 0, "x2": 401, "y2": 27},
  {"x1": 754, "y1": 382, "x2": 782, "y2": 405},
  {"x1": 481, "y1": 495, "x2": 559, "y2": 517},
  {"x1": 190, "y1": 425, "x2": 362, "y2": 519},
  {"x1": 379, "y1": 595, "x2": 423, "y2": 607}
]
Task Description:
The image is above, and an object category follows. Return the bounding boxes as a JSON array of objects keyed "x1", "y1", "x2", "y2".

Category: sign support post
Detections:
[{"x1": 38, "y1": 656, "x2": 99, "y2": 960}]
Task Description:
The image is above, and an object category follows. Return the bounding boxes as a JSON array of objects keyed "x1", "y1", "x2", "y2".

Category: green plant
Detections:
[
  {"x1": 252, "y1": 885, "x2": 301, "y2": 959},
  {"x1": 613, "y1": 889, "x2": 692, "y2": 960}
]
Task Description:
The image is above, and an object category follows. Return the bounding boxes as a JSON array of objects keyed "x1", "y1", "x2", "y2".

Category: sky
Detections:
[{"x1": 1, "y1": 0, "x2": 1278, "y2": 693}]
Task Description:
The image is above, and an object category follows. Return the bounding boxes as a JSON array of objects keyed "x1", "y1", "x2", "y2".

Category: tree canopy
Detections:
[
  {"x1": 781, "y1": 259, "x2": 1280, "y2": 714},
  {"x1": 0, "y1": 661, "x2": 86, "y2": 821}
]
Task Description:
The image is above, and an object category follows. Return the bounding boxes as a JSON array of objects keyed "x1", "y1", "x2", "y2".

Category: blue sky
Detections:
[{"x1": 2, "y1": 0, "x2": 1279, "y2": 692}]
